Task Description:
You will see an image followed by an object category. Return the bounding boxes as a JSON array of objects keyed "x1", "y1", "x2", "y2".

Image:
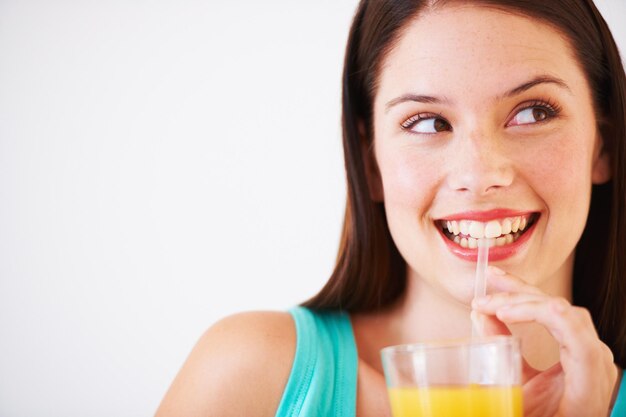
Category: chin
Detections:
[
  {"x1": 438, "y1": 277, "x2": 476, "y2": 308},
  {"x1": 452, "y1": 287, "x2": 475, "y2": 307}
]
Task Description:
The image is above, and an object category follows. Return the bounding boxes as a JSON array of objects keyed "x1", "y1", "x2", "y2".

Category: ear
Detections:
[
  {"x1": 358, "y1": 120, "x2": 384, "y2": 202},
  {"x1": 591, "y1": 131, "x2": 611, "y2": 184}
]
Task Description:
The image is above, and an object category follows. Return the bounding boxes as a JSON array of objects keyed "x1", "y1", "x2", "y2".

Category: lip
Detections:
[
  {"x1": 435, "y1": 211, "x2": 540, "y2": 262},
  {"x1": 436, "y1": 209, "x2": 535, "y2": 222}
]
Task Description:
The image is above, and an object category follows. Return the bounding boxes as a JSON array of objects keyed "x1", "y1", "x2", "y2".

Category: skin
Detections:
[
  {"x1": 369, "y1": 5, "x2": 606, "y2": 308},
  {"x1": 155, "y1": 5, "x2": 620, "y2": 417}
]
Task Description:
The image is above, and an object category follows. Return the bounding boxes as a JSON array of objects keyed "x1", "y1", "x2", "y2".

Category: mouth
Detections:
[{"x1": 435, "y1": 211, "x2": 540, "y2": 262}]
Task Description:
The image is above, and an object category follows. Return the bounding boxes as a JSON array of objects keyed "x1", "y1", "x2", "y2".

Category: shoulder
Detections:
[
  {"x1": 205, "y1": 310, "x2": 296, "y2": 354},
  {"x1": 155, "y1": 311, "x2": 296, "y2": 417}
]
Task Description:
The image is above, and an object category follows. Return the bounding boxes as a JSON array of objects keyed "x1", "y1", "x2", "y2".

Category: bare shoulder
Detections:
[{"x1": 155, "y1": 311, "x2": 296, "y2": 417}]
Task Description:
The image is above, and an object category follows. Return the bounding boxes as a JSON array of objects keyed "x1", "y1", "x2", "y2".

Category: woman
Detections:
[{"x1": 156, "y1": 0, "x2": 626, "y2": 416}]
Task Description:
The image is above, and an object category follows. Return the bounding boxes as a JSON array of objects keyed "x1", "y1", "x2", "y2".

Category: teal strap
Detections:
[
  {"x1": 612, "y1": 370, "x2": 626, "y2": 416},
  {"x1": 275, "y1": 307, "x2": 317, "y2": 416},
  {"x1": 274, "y1": 307, "x2": 358, "y2": 417}
]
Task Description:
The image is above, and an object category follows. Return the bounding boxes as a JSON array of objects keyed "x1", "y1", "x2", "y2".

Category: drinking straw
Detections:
[{"x1": 472, "y1": 238, "x2": 489, "y2": 338}]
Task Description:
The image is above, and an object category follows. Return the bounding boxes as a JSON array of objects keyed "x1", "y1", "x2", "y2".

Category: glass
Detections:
[{"x1": 381, "y1": 336, "x2": 523, "y2": 417}]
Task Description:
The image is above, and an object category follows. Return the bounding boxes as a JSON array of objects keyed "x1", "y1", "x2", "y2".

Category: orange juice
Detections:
[{"x1": 387, "y1": 385, "x2": 522, "y2": 417}]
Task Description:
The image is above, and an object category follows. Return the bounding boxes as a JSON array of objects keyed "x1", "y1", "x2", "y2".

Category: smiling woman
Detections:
[
  {"x1": 367, "y1": 3, "x2": 610, "y2": 309},
  {"x1": 155, "y1": 1, "x2": 626, "y2": 416}
]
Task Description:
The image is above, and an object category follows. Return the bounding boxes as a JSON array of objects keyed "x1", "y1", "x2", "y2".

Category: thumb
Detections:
[
  {"x1": 471, "y1": 310, "x2": 540, "y2": 382},
  {"x1": 472, "y1": 310, "x2": 511, "y2": 337}
]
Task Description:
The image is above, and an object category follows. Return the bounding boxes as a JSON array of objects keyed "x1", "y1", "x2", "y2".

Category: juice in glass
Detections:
[
  {"x1": 381, "y1": 336, "x2": 523, "y2": 417},
  {"x1": 388, "y1": 385, "x2": 522, "y2": 417}
]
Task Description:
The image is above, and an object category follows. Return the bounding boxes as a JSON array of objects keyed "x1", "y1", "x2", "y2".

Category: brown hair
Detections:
[{"x1": 303, "y1": 0, "x2": 626, "y2": 368}]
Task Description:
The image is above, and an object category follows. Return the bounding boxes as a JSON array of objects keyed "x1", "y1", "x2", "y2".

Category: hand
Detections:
[{"x1": 471, "y1": 266, "x2": 619, "y2": 417}]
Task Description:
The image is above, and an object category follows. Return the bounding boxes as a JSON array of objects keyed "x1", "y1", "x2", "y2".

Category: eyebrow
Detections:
[
  {"x1": 501, "y1": 75, "x2": 571, "y2": 99},
  {"x1": 385, "y1": 94, "x2": 447, "y2": 113},
  {"x1": 384, "y1": 75, "x2": 571, "y2": 113}
]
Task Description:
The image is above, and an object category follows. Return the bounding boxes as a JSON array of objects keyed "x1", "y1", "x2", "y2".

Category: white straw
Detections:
[{"x1": 472, "y1": 238, "x2": 489, "y2": 338}]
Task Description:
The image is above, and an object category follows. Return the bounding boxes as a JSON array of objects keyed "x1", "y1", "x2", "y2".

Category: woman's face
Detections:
[{"x1": 370, "y1": 5, "x2": 610, "y2": 304}]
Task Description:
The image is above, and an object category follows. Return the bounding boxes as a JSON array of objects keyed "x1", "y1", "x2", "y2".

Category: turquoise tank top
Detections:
[
  {"x1": 615, "y1": 374, "x2": 626, "y2": 416},
  {"x1": 274, "y1": 306, "x2": 626, "y2": 417},
  {"x1": 274, "y1": 306, "x2": 357, "y2": 417}
]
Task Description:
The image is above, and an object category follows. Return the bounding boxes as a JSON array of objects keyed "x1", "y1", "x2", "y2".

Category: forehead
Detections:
[{"x1": 376, "y1": 5, "x2": 587, "y2": 106}]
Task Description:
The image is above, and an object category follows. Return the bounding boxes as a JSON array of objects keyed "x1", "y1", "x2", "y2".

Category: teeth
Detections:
[
  {"x1": 441, "y1": 214, "x2": 535, "y2": 248},
  {"x1": 460, "y1": 220, "x2": 470, "y2": 236},
  {"x1": 511, "y1": 217, "x2": 521, "y2": 233},
  {"x1": 468, "y1": 222, "x2": 485, "y2": 239},
  {"x1": 452, "y1": 221, "x2": 460, "y2": 236},
  {"x1": 501, "y1": 218, "x2": 512, "y2": 235},
  {"x1": 484, "y1": 220, "x2": 502, "y2": 238}
]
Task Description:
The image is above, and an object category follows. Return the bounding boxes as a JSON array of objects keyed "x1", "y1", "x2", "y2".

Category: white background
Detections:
[{"x1": 1, "y1": 1, "x2": 625, "y2": 416}]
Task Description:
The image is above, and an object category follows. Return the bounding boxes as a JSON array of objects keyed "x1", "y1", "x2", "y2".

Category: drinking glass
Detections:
[{"x1": 381, "y1": 336, "x2": 522, "y2": 417}]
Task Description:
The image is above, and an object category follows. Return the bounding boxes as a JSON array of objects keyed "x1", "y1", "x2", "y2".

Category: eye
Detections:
[
  {"x1": 508, "y1": 101, "x2": 560, "y2": 127},
  {"x1": 401, "y1": 114, "x2": 452, "y2": 134}
]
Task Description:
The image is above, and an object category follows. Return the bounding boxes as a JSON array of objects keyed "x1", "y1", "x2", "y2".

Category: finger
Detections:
[
  {"x1": 494, "y1": 299, "x2": 599, "y2": 361},
  {"x1": 498, "y1": 300, "x2": 618, "y2": 414},
  {"x1": 522, "y1": 362, "x2": 563, "y2": 417},
  {"x1": 486, "y1": 266, "x2": 543, "y2": 295},
  {"x1": 471, "y1": 309, "x2": 511, "y2": 336},
  {"x1": 471, "y1": 309, "x2": 540, "y2": 382},
  {"x1": 470, "y1": 309, "x2": 506, "y2": 341},
  {"x1": 478, "y1": 274, "x2": 617, "y2": 413},
  {"x1": 472, "y1": 291, "x2": 546, "y2": 314}
]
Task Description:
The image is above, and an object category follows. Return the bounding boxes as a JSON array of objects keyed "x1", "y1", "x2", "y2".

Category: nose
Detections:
[{"x1": 445, "y1": 132, "x2": 514, "y2": 195}]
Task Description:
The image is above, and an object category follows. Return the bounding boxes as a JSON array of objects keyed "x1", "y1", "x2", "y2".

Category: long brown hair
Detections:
[{"x1": 303, "y1": 0, "x2": 626, "y2": 368}]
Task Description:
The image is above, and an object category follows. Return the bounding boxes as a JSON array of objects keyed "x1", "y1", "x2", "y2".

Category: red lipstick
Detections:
[
  {"x1": 437, "y1": 209, "x2": 535, "y2": 222},
  {"x1": 435, "y1": 210, "x2": 540, "y2": 262}
]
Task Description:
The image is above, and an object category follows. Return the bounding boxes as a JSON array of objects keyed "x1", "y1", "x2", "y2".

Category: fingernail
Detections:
[{"x1": 488, "y1": 266, "x2": 506, "y2": 275}]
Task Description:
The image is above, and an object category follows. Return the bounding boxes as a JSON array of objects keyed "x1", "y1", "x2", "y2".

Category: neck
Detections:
[
  {"x1": 352, "y1": 254, "x2": 574, "y2": 373},
  {"x1": 394, "y1": 273, "x2": 475, "y2": 341}
]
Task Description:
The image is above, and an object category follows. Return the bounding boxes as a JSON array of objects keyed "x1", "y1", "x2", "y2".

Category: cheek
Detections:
[
  {"x1": 519, "y1": 132, "x2": 594, "y2": 242},
  {"x1": 376, "y1": 146, "x2": 444, "y2": 210},
  {"x1": 522, "y1": 133, "x2": 594, "y2": 197}
]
